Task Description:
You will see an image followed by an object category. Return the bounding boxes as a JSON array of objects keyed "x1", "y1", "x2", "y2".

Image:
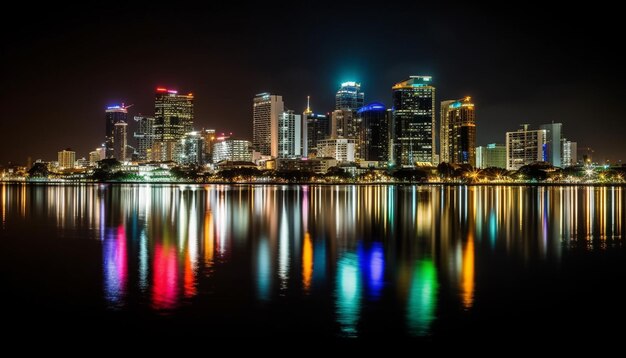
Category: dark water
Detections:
[{"x1": 1, "y1": 183, "x2": 625, "y2": 340}]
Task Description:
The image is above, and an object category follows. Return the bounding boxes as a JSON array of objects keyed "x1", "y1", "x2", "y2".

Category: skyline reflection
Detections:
[{"x1": 1, "y1": 183, "x2": 624, "y2": 337}]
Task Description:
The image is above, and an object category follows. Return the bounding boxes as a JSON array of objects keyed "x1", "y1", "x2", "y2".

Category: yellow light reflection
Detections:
[
  {"x1": 302, "y1": 232, "x2": 313, "y2": 292},
  {"x1": 461, "y1": 235, "x2": 475, "y2": 309}
]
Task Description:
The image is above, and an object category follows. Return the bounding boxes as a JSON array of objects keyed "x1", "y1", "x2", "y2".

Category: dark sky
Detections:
[{"x1": 1, "y1": 2, "x2": 624, "y2": 165}]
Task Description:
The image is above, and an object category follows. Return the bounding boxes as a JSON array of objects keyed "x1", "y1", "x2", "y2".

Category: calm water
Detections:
[{"x1": 1, "y1": 183, "x2": 625, "y2": 340}]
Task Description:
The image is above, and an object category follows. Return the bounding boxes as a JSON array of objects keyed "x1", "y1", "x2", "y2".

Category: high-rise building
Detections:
[
  {"x1": 200, "y1": 129, "x2": 216, "y2": 163},
  {"x1": 539, "y1": 122, "x2": 562, "y2": 167},
  {"x1": 505, "y1": 125, "x2": 548, "y2": 170},
  {"x1": 134, "y1": 115, "x2": 156, "y2": 161},
  {"x1": 89, "y1": 151, "x2": 100, "y2": 166},
  {"x1": 317, "y1": 138, "x2": 356, "y2": 163},
  {"x1": 331, "y1": 109, "x2": 356, "y2": 139},
  {"x1": 253, "y1": 93, "x2": 284, "y2": 157},
  {"x1": 440, "y1": 97, "x2": 476, "y2": 166},
  {"x1": 105, "y1": 105, "x2": 129, "y2": 159},
  {"x1": 392, "y1": 76, "x2": 436, "y2": 166},
  {"x1": 95, "y1": 147, "x2": 106, "y2": 162},
  {"x1": 113, "y1": 121, "x2": 128, "y2": 162},
  {"x1": 57, "y1": 149, "x2": 75, "y2": 169},
  {"x1": 303, "y1": 97, "x2": 329, "y2": 157},
  {"x1": 154, "y1": 87, "x2": 194, "y2": 145},
  {"x1": 335, "y1": 82, "x2": 364, "y2": 110},
  {"x1": 175, "y1": 131, "x2": 204, "y2": 165},
  {"x1": 357, "y1": 102, "x2": 389, "y2": 162},
  {"x1": 278, "y1": 110, "x2": 302, "y2": 159},
  {"x1": 212, "y1": 136, "x2": 253, "y2": 163},
  {"x1": 476, "y1": 143, "x2": 506, "y2": 169},
  {"x1": 562, "y1": 139, "x2": 577, "y2": 167}
]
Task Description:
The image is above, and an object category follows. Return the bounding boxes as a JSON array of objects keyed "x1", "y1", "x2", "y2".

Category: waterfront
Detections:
[{"x1": 1, "y1": 183, "x2": 625, "y2": 339}]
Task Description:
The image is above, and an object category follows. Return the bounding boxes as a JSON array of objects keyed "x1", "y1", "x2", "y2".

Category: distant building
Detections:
[
  {"x1": 154, "y1": 88, "x2": 194, "y2": 161},
  {"x1": 89, "y1": 151, "x2": 100, "y2": 166},
  {"x1": 278, "y1": 110, "x2": 302, "y2": 159},
  {"x1": 303, "y1": 97, "x2": 329, "y2": 157},
  {"x1": 113, "y1": 121, "x2": 128, "y2": 162},
  {"x1": 357, "y1": 102, "x2": 390, "y2": 162},
  {"x1": 200, "y1": 129, "x2": 216, "y2": 163},
  {"x1": 134, "y1": 115, "x2": 156, "y2": 161},
  {"x1": 176, "y1": 131, "x2": 204, "y2": 165},
  {"x1": 317, "y1": 138, "x2": 356, "y2": 163},
  {"x1": 440, "y1": 97, "x2": 476, "y2": 166},
  {"x1": 561, "y1": 139, "x2": 577, "y2": 167},
  {"x1": 505, "y1": 125, "x2": 548, "y2": 170},
  {"x1": 253, "y1": 93, "x2": 284, "y2": 157},
  {"x1": 476, "y1": 143, "x2": 506, "y2": 169},
  {"x1": 392, "y1": 76, "x2": 436, "y2": 166},
  {"x1": 335, "y1": 81, "x2": 364, "y2": 110},
  {"x1": 212, "y1": 136, "x2": 252, "y2": 163},
  {"x1": 539, "y1": 122, "x2": 562, "y2": 167},
  {"x1": 57, "y1": 149, "x2": 75, "y2": 169},
  {"x1": 276, "y1": 157, "x2": 338, "y2": 174},
  {"x1": 95, "y1": 147, "x2": 106, "y2": 162},
  {"x1": 105, "y1": 105, "x2": 129, "y2": 159},
  {"x1": 331, "y1": 109, "x2": 356, "y2": 139}
]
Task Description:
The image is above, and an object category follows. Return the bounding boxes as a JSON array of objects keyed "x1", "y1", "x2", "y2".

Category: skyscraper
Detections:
[
  {"x1": 335, "y1": 82, "x2": 364, "y2": 110},
  {"x1": 440, "y1": 97, "x2": 476, "y2": 166},
  {"x1": 154, "y1": 87, "x2": 194, "y2": 143},
  {"x1": 505, "y1": 124, "x2": 548, "y2": 170},
  {"x1": 539, "y1": 122, "x2": 562, "y2": 167},
  {"x1": 57, "y1": 149, "x2": 75, "y2": 169},
  {"x1": 303, "y1": 96, "x2": 329, "y2": 157},
  {"x1": 253, "y1": 93, "x2": 284, "y2": 157},
  {"x1": 113, "y1": 121, "x2": 128, "y2": 162},
  {"x1": 212, "y1": 136, "x2": 253, "y2": 163},
  {"x1": 331, "y1": 109, "x2": 356, "y2": 138},
  {"x1": 392, "y1": 76, "x2": 436, "y2": 166},
  {"x1": 175, "y1": 131, "x2": 204, "y2": 165},
  {"x1": 105, "y1": 105, "x2": 129, "y2": 159},
  {"x1": 357, "y1": 102, "x2": 389, "y2": 162},
  {"x1": 134, "y1": 115, "x2": 155, "y2": 161},
  {"x1": 561, "y1": 139, "x2": 577, "y2": 167},
  {"x1": 200, "y1": 129, "x2": 216, "y2": 163},
  {"x1": 278, "y1": 110, "x2": 302, "y2": 159}
]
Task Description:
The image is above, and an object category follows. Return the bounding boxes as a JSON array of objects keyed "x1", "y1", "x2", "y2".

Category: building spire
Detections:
[{"x1": 304, "y1": 95, "x2": 312, "y2": 114}]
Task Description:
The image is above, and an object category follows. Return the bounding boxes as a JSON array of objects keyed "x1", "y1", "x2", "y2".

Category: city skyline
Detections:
[{"x1": 1, "y1": 3, "x2": 624, "y2": 164}]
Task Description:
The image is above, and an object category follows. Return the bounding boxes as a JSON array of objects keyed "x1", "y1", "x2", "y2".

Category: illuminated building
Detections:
[
  {"x1": 175, "y1": 131, "x2": 204, "y2": 165},
  {"x1": 276, "y1": 157, "x2": 338, "y2": 174},
  {"x1": 303, "y1": 96, "x2": 329, "y2": 157},
  {"x1": 134, "y1": 115, "x2": 155, "y2": 161},
  {"x1": 561, "y1": 139, "x2": 577, "y2": 167},
  {"x1": 154, "y1": 88, "x2": 194, "y2": 161},
  {"x1": 505, "y1": 124, "x2": 548, "y2": 170},
  {"x1": 105, "y1": 105, "x2": 129, "y2": 159},
  {"x1": 89, "y1": 151, "x2": 100, "y2": 166},
  {"x1": 331, "y1": 109, "x2": 356, "y2": 139},
  {"x1": 392, "y1": 76, "x2": 436, "y2": 166},
  {"x1": 539, "y1": 122, "x2": 562, "y2": 167},
  {"x1": 57, "y1": 149, "x2": 75, "y2": 169},
  {"x1": 212, "y1": 136, "x2": 252, "y2": 163},
  {"x1": 357, "y1": 102, "x2": 389, "y2": 162},
  {"x1": 317, "y1": 138, "x2": 356, "y2": 163},
  {"x1": 114, "y1": 121, "x2": 128, "y2": 162},
  {"x1": 335, "y1": 81, "x2": 364, "y2": 110},
  {"x1": 476, "y1": 143, "x2": 506, "y2": 169},
  {"x1": 95, "y1": 147, "x2": 106, "y2": 162},
  {"x1": 440, "y1": 97, "x2": 476, "y2": 166},
  {"x1": 278, "y1": 110, "x2": 303, "y2": 159},
  {"x1": 253, "y1": 93, "x2": 284, "y2": 157},
  {"x1": 201, "y1": 129, "x2": 216, "y2": 163}
]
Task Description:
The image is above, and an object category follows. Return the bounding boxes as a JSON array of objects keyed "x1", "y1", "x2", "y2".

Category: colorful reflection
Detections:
[
  {"x1": 358, "y1": 242, "x2": 385, "y2": 299},
  {"x1": 103, "y1": 225, "x2": 127, "y2": 308},
  {"x1": 407, "y1": 259, "x2": 438, "y2": 336},
  {"x1": 302, "y1": 233, "x2": 313, "y2": 292},
  {"x1": 336, "y1": 252, "x2": 362, "y2": 337},
  {"x1": 462, "y1": 236, "x2": 475, "y2": 309}
]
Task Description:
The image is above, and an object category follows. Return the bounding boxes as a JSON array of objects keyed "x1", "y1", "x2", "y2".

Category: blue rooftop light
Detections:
[
  {"x1": 450, "y1": 101, "x2": 462, "y2": 109},
  {"x1": 357, "y1": 102, "x2": 386, "y2": 114}
]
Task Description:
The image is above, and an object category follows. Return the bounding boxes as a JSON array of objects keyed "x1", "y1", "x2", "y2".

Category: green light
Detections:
[
  {"x1": 336, "y1": 253, "x2": 361, "y2": 337},
  {"x1": 407, "y1": 259, "x2": 438, "y2": 336}
]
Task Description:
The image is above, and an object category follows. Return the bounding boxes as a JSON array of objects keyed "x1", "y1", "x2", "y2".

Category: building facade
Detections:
[
  {"x1": 561, "y1": 139, "x2": 577, "y2": 167},
  {"x1": 392, "y1": 76, "x2": 436, "y2": 166},
  {"x1": 175, "y1": 131, "x2": 204, "y2": 165},
  {"x1": 317, "y1": 138, "x2": 356, "y2": 163},
  {"x1": 201, "y1": 129, "x2": 216, "y2": 164},
  {"x1": 154, "y1": 88, "x2": 194, "y2": 151},
  {"x1": 539, "y1": 122, "x2": 562, "y2": 167},
  {"x1": 253, "y1": 93, "x2": 284, "y2": 157},
  {"x1": 105, "y1": 105, "x2": 129, "y2": 159},
  {"x1": 440, "y1": 97, "x2": 476, "y2": 166},
  {"x1": 335, "y1": 81, "x2": 364, "y2": 110},
  {"x1": 476, "y1": 143, "x2": 506, "y2": 169},
  {"x1": 134, "y1": 115, "x2": 155, "y2": 161},
  {"x1": 58, "y1": 149, "x2": 75, "y2": 169},
  {"x1": 113, "y1": 121, "x2": 128, "y2": 162},
  {"x1": 212, "y1": 137, "x2": 252, "y2": 163},
  {"x1": 331, "y1": 109, "x2": 356, "y2": 139},
  {"x1": 278, "y1": 110, "x2": 302, "y2": 159},
  {"x1": 357, "y1": 102, "x2": 389, "y2": 162},
  {"x1": 505, "y1": 125, "x2": 548, "y2": 170}
]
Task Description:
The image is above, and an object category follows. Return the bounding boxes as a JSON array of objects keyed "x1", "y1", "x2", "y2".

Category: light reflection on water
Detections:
[{"x1": 0, "y1": 183, "x2": 624, "y2": 337}]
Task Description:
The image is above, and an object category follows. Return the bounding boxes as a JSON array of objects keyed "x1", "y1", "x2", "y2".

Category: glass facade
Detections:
[
  {"x1": 440, "y1": 97, "x2": 476, "y2": 166},
  {"x1": 335, "y1": 82, "x2": 364, "y2": 110},
  {"x1": 105, "y1": 106, "x2": 128, "y2": 159},
  {"x1": 357, "y1": 102, "x2": 389, "y2": 162},
  {"x1": 134, "y1": 116, "x2": 155, "y2": 161},
  {"x1": 154, "y1": 89, "x2": 194, "y2": 143}
]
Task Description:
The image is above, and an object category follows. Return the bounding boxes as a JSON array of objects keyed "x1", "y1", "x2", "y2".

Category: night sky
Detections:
[{"x1": 1, "y1": 3, "x2": 623, "y2": 165}]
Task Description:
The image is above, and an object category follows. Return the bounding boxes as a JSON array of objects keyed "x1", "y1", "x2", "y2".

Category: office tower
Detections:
[
  {"x1": 113, "y1": 121, "x2": 128, "y2": 162},
  {"x1": 89, "y1": 151, "x2": 100, "y2": 166},
  {"x1": 201, "y1": 129, "x2": 216, "y2": 163},
  {"x1": 253, "y1": 93, "x2": 284, "y2": 157},
  {"x1": 476, "y1": 143, "x2": 506, "y2": 169},
  {"x1": 95, "y1": 147, "x2": 106, "y2": 161},
  {"x1": 331, "y1": 109, "x2": 356, "y2": 139},
  {"x1": 134, "y1": 115, "x2": 155, "y2": 161},
  {"x1": 440, "y1": 97, "x2": 476, "y2": 166},
  {"x1": 561, "y1": 139, "x2": 577, "y2": 167},
  {"x1": 154, "y1": 87, "x2": 194, "y2": 145},
  {"x1": 539, "y1": 122, "x2": 562, "y2": 167},
  {"x1": 175, "y1": 131, "x2": 204, "y2": 165},
  {"x1": 392, "y1": 76, "x2": 436, "y2": 166},
  {"x1": 505, "y1": 124, "x2": 548, "y2": 170},
  {"x1": 335, "y1": 81, "x2": 364, "y2": 110},
  {"x1": 212, "y1": 136, "x2": 253, "y2": 163},
  {"x1": 303, "y1": 96, "x2": 330, "y2": 157},
  {"x1": 357, "y1": 102, "x2": 389, "y2": 162},
  {"x1": 278, "y1": 110, "x2": 302, "y2": 159},
  {"x1": 57, "y1": 149, "x2": 75, "y2": 169},
  {"x1": 105, "y1": 105, "x2": 129, "y2": 159},
  {"x1": 317, "y1": 138, "x2": 356, "y2": 162}
]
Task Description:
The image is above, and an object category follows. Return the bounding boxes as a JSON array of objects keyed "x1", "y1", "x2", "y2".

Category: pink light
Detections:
[
  {"x1": 167, "y1": 90, "x2": 178, "y2": 94},
  {"x1": 152, "y1": 243, "x2": 179, "y2": 310}
]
